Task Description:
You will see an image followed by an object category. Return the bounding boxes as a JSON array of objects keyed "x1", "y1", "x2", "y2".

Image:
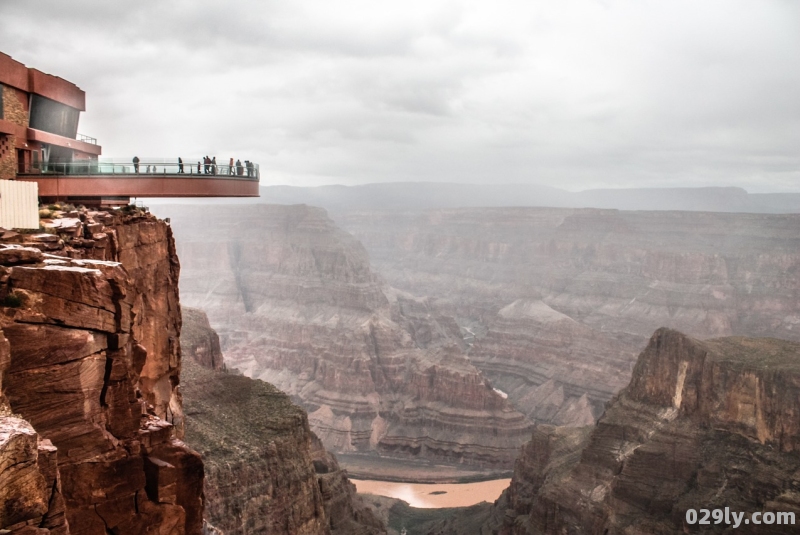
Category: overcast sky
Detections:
[{"x1": 1, "y1": 1, "x2": 798, "y2": 191}]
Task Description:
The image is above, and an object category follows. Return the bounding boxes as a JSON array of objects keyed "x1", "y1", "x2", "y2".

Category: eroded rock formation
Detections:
[
  {"x1": 336, "y1": 208, "x2": 800, "y2": 426},
  {"x1": 0, "y1": 207, "x2": 202, "y2": 534},
  {"x1": 436, "y1": 329, "x2": 800, "y2": 535},
  {"x1": 167, "y1": 204, "x2": 532, "y2": 468},
  {"x1": 181, "y1": 307, "x2": 224, "y2": 371},
  {"x1": 179, "y1": 313, "x2": 386, "y2": 535}
]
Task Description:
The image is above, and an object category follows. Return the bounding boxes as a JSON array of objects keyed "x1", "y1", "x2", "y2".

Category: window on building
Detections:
[
  {"x1": 29, "y1": 94, "x2": 79, "y2": 138},
  {"x1": 0, "y1": 84, "x2": 4, "y2": 120}
]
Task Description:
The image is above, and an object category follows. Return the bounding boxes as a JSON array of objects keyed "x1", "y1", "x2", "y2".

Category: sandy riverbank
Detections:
[{"x1": 352, "y1": 478, "x2": 511, "y2": 508}]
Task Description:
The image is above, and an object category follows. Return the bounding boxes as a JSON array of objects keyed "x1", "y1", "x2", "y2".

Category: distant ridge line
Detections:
[{"x1": 147, "y1": 182, "x2": 800, "y2": 214}]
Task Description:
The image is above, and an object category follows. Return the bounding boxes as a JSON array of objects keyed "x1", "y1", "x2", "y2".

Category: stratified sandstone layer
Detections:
[
  {"x1": 468, "y1": 299, "x2": 639, "y2": 426},
  {"x1": 338, "y1": 208, "x2": 800, "y2": 342},
  {"x1": 168, "y1": 204, "x2": 531, "y2": 468},
  {"x1": 454, "y1": 329, "x2": 800, "y2": 535},
  {"x1": 181, "y1": 350, "x2": 386, "y2": 535},
  {"x1": 336, "y1": 208, "x2": 800, "y2": 425},
  {"x1": 0, "y1": 207, "x2": 202, "y2": 534},
  {"x1": 181, "y1": 306, "x2": 386, "y2": 533}
]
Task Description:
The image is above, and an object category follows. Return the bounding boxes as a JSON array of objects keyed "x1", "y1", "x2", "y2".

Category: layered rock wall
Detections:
[
  {"x1": 468, "y1": 299, "x2": 639, "y2": 426},
  {"x1": 335, "y1": 208, "x2": 800, "y2": 426},
  {"x1": 179, "y1": 331, "x2": 386, "y2": 535},
  {"x1": 0, "y1": 207, "x2": 202, "y2": 534},
  {"x1": 338, "y1": 208, "x2": 800, "y2": 342},
  {"x1": 168, "y1": 205, "x2": 531, "y2": 468},
  {"x1": 483, "y1": 329, "x2": 800, "y2": 534}
]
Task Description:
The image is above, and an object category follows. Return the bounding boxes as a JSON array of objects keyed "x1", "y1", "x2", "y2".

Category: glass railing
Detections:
[
  {"x1": 19, "y1": 159, "x2": 260, "y2": 181},
  {"x1": 77, "y1": 133, "x2": 97, "y2": 144}
]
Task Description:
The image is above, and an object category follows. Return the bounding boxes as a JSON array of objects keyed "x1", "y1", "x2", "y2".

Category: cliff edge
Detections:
[{"x1": 0, "y1": 207, "x2": 203, "y2": 534}]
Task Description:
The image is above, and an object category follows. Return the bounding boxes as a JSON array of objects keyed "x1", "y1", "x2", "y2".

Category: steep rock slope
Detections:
[
  {"x1": 471, "y1": 329, "x2": 800, "y2": 535},
  {"x1": 336, "y1": 208, "x2": 800, "y2": 424},
  {"x1": 0, "y1": 208, "x2": 203, "y2": 534},
  {"x1": 168, "y1": 204, "x2": 531, "y2": 468},
  {"x1": 180, "y1": 306, "x2": 385, "y2": 534}
]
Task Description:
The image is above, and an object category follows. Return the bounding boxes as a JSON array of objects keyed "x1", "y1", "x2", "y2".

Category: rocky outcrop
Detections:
[
  {"x1": 167, "y1": 204, "x2": 531, "y2": 469},
  {"x1": 0, "y1": 206, "x2": 203, "y2": 534},
  {"x1": 0, "y1": 415, "x2": 66, "y2": 534},
  {"x1": 309, "y1": 428, "x2": 387, "y2": 534},
  {"x1": 481, "y1": 329, "x2": 800, "y2": 534},
  {"x1": 181, "y1": 306, "x2": 387, "y2": 533},
  {"x1": 181, "y1": 308, "x2": 223, "y2": 371},
  {"x1": 180, "y1": 351, "x2": 386, "y2": 535},
  {"x1": 336, "y1": 208, "x2": 800, "y2": 425}
]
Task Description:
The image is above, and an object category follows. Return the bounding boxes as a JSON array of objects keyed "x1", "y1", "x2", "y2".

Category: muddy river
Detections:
[{"x1": 352, "y1": 478, "x2": 511, "y2": 508}]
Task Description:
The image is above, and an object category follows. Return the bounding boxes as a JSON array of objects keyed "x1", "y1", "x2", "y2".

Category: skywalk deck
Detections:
[{"x1": 16, "y1": 160, "x2": 260, "y2": 204}]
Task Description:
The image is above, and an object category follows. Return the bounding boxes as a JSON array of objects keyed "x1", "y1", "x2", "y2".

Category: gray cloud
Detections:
[{"x1": 1, "y1": 0, "x2": 798, "y2": 191}]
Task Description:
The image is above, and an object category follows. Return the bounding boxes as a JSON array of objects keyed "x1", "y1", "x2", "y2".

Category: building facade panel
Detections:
[
  {"x1": 0, "y1": 53, "x2": 29, "y2": 92},
  {"x1": 0, "y1": 179, "x2": 39, "y2": 229},
  {"x1": 27, "y1": 68, "x2": 85, "y2": 111}
]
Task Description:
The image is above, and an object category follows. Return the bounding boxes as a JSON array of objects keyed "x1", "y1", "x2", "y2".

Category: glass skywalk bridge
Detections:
[{"x1": 15, "y1": 158, "x2": 260, "y2": 205}]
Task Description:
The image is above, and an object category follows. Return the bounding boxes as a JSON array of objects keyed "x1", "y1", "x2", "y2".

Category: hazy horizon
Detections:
[{"x1": 2, "y1": 1, "x2": 798, "y2": 193}]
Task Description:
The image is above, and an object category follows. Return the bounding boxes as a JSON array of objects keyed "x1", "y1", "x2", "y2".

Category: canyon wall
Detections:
[
  {"x1": 165, "y1": 203, "x2": 800, "y2": 468},
  {"x1": 434, "y1": 329, "x2": 800, "y2": 535},
  {"x1": 335, "y1": 207, "x2": 800, "y2": 426},
  {"x1": 337, "y1": 208, "x2": 800, "y2": 341},
  {"x1": 0, "y1": 207, "x2": 202, "y2": 534},
  {"x1": 180, "y1": 306, "x2": 385, "y2": 535},
  {"x1": 166, "y1": 204, "x2": 531, "y2": 468}
]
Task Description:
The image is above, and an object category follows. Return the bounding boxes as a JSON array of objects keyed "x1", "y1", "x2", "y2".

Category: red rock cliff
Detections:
[{"x1": 0, "y1": 207, "x2": 203, "y2": 534}]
